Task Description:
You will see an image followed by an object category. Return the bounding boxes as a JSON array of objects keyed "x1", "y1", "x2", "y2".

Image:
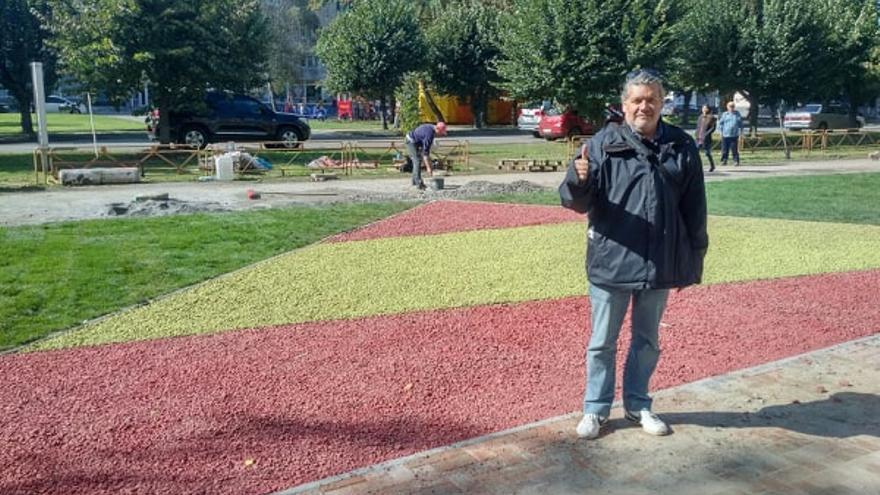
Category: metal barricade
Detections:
[{"x1": 33, "y1": 143, "x2": 201, "y2": 183}]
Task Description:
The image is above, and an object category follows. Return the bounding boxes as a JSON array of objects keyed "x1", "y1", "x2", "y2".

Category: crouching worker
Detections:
[
  {"x1": 404, "y1": 121, "x2": 447, "y2": 190},
  {"x1": 559, "y1": 69, "x2": 709, "y2": 440}
]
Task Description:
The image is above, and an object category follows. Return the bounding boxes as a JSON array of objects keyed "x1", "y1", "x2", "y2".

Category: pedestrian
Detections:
[
  {"x1": 695, "y1": 104, "x2": 717, "y2": 172},
  {"x1": 559, "y1": 68, "x2": 708, "y2": 440},
  {"x1": 718, "y1": 101, "x2": 743, "y2": 166},
  {"x1": 404, "y1": 122, "x2": 447, "y2": 190}
]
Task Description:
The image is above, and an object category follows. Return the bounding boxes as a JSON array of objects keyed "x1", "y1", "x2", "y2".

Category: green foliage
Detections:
[
  {"x1": 48, "y1": 0, "x2": 270, "y2": 142},
  {"x1": 676, "y1": 0, "x2": 879, "y2": 127},
  {"x1": 496, "y1": 0, "x2": 627, "y2": 120},
  {"x1": 815, "y1": 0, "x2": 880, "y2": 108},
  {"x1": 395, "y1": 72, "x2": 423, "y2": 134},
  {"x1": 621, "y1": 0, "x2": 682, "y2": 75},
  {"x1": 674, "y1": 1, "x2": 755, "y2": 97},
  {"x1": 426, "y1": 0, "x2": 502, "y2": 127},
  {"x1": 264, "y1": 0, "x2": 321, "y2": 86},
  {"x1": 316, "y1": 0, "x2": 424, "y2": 101},
  {"x1": 0, "y1": 0, "x2": 57, "y2": 134}
]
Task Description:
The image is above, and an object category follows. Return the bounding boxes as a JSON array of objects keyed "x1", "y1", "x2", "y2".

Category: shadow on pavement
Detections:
[{"x1": 663, "y1": 392, "x2": 879, "y2": 438}]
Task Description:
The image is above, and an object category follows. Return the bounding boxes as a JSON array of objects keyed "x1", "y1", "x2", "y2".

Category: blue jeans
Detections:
[
  {"x1": 583, "y1": 283, "x2": 670, "y2": 418},
  {"x1": 720, "y1": 136, "x2": 739, "y2": 164}
]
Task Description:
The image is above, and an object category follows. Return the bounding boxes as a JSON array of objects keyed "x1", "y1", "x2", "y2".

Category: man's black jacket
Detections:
[{"x1": 559, "y1": 122, "x2": 709, "y2": 289}]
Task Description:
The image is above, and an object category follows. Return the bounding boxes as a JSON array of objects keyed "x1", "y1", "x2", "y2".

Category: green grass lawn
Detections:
[
  {"x1": 484, "y1": 172, "x2": 880, "y2": 226},
  {"x1": 0, "y1": 202, "x2": 411, "y2": 351},
  {"x1": 0, "y1": 113, "x2": 145, "y2": 136}
]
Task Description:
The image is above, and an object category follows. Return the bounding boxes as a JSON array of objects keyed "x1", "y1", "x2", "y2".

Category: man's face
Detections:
[
  {"x1": 623, "y1": 83, "x2": 662, "y2": 137},
  {"x1": 727, "y1": 103, "x2": 736, "y2": 112}
]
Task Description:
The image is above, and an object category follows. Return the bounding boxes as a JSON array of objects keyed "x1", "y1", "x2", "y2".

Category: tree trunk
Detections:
[
  {"x1": 746, "y1": 91, "x2": 759, "y2": 136},
  {"x1": 680, "y1": 90, "x2": 693, "y2": 127},
  {"x1": 845, "y1": 87, "x2": 861, "y2": 128},
  {"x1": 379, "y1": 96, "x2": 388, "y2": 130},
  {"x1": 472, "y1": 88, "x2": 490, "y2": 129},
  {"x1": 12, "y1": 90, "x2": 34, "y2": 135},
  {"x1": 418, "y1": 79, "x2": 445, "y2": 123},
  {"x1": 157, "y1": 96, "x2": 172, "y2": 144},
  {"x1": 19, "y1": 107, "x2": 34, "y2": 136}
]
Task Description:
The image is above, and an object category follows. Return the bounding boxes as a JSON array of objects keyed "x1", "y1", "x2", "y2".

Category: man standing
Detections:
[
  {"x1": 559, "y1": 69, "x2": 708, "y2": 439},
  {"x1": 695, "y1": 104, "x2": 717, "y2": 172},
  {"x1": 718, "y1": 101, "x2": 743, "y2": 166},
  {"x1": 405, "y1": 121, "x2": 447, "y2": 190}
]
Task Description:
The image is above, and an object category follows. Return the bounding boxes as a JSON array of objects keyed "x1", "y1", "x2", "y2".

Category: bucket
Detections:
[
  {"x1": 428, "y1": 177, "x2": 445, "y2": 190},
  {"x1": 215, "y1": 155, "x2": 235, "y2": 181}
]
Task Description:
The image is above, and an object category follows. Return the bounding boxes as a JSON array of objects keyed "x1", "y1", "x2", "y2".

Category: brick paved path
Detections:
[{"x1": 277, "y1": 335, "x2": 880, "y2": 495}]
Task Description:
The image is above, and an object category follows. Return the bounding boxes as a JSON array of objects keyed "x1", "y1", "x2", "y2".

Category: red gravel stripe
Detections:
[
  {"x1": 2, "y1": 270, "x2": 878, "y2": 495},
  {"x1": 326, "y1": 200, "x2": 581, "y2": 242}
]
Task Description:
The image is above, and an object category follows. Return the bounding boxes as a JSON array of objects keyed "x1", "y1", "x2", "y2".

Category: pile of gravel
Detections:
[
  {"x1": 449, "y1": 180, "x2": 548, "y2": 196},
  {"x1": 107, "y1": 194, "x2": 228, "y2": 218}
]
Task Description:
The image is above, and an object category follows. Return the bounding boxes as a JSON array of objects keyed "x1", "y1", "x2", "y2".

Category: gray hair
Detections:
[{"x1": 621, "y1": 69, "x2": 667, "y2": 102}]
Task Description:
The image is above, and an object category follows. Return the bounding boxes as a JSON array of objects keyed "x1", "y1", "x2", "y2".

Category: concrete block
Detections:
[{"x1": 60, "y1": 168, "x2": 140, "y2": 186}]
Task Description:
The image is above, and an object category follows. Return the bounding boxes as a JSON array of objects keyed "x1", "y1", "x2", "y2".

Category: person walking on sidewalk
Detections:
[
  {"x1": 718, "y1": 101, "x2": 743, "y2": 166},
  {"x1": 404, "y1": 122, "x2": 447, "y2": 190},
  {"x1": 559, "y1": 68, "x2": 709, "y2": 440},
  {"x1": 695, "y1": 105, "x2": 717, "y2": 172}
]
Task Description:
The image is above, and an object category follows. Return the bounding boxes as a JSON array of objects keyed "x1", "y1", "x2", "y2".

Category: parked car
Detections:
[
  {"x1": 537, "y1": 108, "x2": 594, "y2": 140},
  {"x1": 783, "y1": 104, "x2": 864, "y2": 131},
  {"x1": 0, "y1": 98, "x2": 15, "y2": 113},
  {"x1": 148, "y1": 91, "x2": 311, "y2": 148},
  {"x1": 44, "y1": 95, "x2": 83, "y2": 114},
  {"x1": 517, "y1": 100, "x2": 552, "y2": 137},
  {"x1": 661, "y1": 101, "x2": 700, "y2": 118}
]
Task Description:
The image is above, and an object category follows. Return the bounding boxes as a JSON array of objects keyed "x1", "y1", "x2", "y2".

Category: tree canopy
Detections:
[
  {"x1": 426, "y1": 0, "x2": 502, "y2": 128},
  {"x1": 0, "y1": 0, "x2": 57, "y2": 134},
  {"x1": 315, "y1": 0, "x2": 424, "y2": 128},
  {"x1": 496, "y1": 0, "x2": 628, "y2": 121}
]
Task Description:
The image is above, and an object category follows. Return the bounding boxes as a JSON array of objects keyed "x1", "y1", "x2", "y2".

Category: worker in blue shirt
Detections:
[{"x1": 405, "y1": 122, "x2": 447, "y2": 190}]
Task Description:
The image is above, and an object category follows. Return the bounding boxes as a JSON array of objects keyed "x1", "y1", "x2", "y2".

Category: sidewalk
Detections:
[{"x1": 278, "y1": 335, "x2": 880, "y2": 495}]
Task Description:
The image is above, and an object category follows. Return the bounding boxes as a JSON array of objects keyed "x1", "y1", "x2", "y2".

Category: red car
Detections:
[{"x1": 537, "y1": 108, "x2": 594, "y2": 140}]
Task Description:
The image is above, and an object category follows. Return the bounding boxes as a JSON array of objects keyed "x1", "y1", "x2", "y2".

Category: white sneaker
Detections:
[
  {"x1": 575, "y1": 413, "x2": 608, "y2": 439},
  {"x1": 625, "y1": 409, "x2": 670, "y2": 436}
]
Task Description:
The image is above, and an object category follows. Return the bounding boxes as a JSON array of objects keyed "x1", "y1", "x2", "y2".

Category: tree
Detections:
[
  {"x1": 675, "y1": 0, "x2": 872, "y2": 131},
  {"x1": 425, "y1": 1, "x2": 502, "y2": 128},
  {"x1": 263, "y1": 0, "x2": 321, "y2": 91},
  {"x1": 674, "y1": 1, "x2": 755, "y2": 109},
  {"x1": 817, "y1": 0, "x2": 880, "y2": 124},
  {"x1": 48, "y1": 0, "x2": 269, "y2": 143},
  {"x1": 316, "y1": 0, "x2": 424, "y2": 129},
  {"x1": 0, "y1": 0, "x2": 57, "y2": 134},
  {"x1": 621, "y1": 0, "x2": 688, "y2": 121},
  {"x1": 496, "y1": 0, "x2": 627, "y2": 122}
]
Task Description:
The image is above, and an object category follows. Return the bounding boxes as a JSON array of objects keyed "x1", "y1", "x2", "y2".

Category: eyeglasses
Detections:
[{"x1": 625, "y1": 68, "x2": 662, "y2": 81}]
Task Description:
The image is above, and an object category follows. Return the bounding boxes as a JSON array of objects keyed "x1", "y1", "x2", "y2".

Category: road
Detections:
[{"x1": 8, "y1": 123, "x2": 880, "y2": 153}]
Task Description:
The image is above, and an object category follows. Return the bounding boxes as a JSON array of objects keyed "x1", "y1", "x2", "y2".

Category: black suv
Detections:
[{"x1": 150, "y1": 91, "x2": 311, "y2": 148}]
